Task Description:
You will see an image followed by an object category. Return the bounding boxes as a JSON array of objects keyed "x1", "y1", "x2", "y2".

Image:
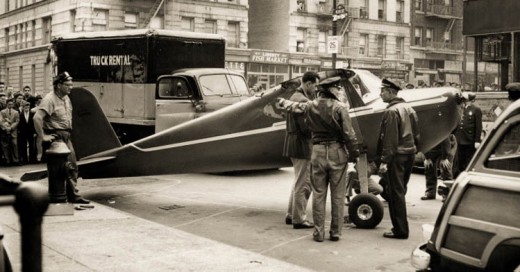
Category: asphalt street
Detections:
[{"x1": 2, "y1": 164, "x2": 444, "y2": 271}]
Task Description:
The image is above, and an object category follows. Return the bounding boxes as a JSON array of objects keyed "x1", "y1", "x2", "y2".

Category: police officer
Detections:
[
  {"x1": 377, "y1": 79, "x2": 420, "y2": 239},
  {"x1": 33, "y1": 72, "x2": 90, "y2": 204},
  {"x1": 453, "y1": 92, "x2": 482, "y2": 178},
  {"x1": 278, "y1": 77, "x2": 360, "y2": 242}
]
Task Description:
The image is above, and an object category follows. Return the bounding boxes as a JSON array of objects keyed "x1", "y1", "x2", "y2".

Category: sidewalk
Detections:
[{"x1": 0, "y1": 166, "x2": 311, "y2": 272}]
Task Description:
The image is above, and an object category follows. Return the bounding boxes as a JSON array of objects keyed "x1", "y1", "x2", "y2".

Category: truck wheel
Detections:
[{"x1": 348, "y1": 193, "x2": 384, "y2": 229}]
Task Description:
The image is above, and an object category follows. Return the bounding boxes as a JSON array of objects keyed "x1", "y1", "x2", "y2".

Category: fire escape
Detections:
[
  {"x1": 142, "y1": 0, "x2": 165, "y2": 28},
  {"x1": 425, "y1": 1, "x2": 462, "y2": 52}
]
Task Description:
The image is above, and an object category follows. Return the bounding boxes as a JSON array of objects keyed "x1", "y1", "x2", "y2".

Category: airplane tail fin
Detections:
[{"x1": 69, "y1": 87, "x2": 122, "y2": 160}]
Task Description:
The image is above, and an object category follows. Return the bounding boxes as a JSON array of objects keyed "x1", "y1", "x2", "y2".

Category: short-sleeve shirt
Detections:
[{"x1": 39, "y1": 92, "x2": 72, "y2": 130}]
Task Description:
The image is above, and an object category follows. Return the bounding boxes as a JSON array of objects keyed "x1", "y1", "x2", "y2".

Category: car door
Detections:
[{"x1": 155, "y1": 76, "x2": 198, "y2": 133}]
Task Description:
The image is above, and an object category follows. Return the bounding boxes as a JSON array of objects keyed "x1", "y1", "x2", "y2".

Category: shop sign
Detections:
[
  {"x1": 327, "y1": 36, "x2": 339, "y2": 54},
  {"x1": 302, "y1": 58, "x2": 321, "y2": 66},
  {"x1": 381, "y1": 61, "x2": 408, "y2": 70},
  {"x1": 225, "y1": 61, "x2": 245, "y2": 72},
  {"x1": 250, "y1": 51, "x2": 289, "y2": 64}
]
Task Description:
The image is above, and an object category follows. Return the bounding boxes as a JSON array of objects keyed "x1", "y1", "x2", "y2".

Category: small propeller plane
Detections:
[
  {"x1": 23, "y1": 68, "x2": 461, "y2": 181},
  {"x1": 22, "y1": 68, "x2": 461, "y2": 228}
]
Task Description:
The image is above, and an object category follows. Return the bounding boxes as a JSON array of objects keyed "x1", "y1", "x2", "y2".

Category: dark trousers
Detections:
[
  {"x1": 385, "y1": 154, "x2": 414, "y2": 237},
  {"x1": 456, "y1": 144, "x2": 476, "y2": 176},
  {"x1": 18, "y1": 132, "x2": 36, "y2": 163},
  {"x1": 424, "y1": 151, "x2": 453, "y2": 197}
]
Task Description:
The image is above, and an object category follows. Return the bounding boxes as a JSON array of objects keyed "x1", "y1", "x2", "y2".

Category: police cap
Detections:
[
  {"x1": 505, "y1": 82, "x2": 520, "y2": 101},
  {"x1": 53, "y1": 71, "x2": 73, "y2": 85},
  {"x1": 381, "y1": 78, "x2": 401, "y2": 92},
  {"x1": 462, "y1": 91, "x2": 476, "y2": 101}
]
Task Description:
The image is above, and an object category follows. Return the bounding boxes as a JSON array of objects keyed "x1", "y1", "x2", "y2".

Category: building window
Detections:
[
  {"x1": 4, "y1": 28, "x2": 9, "y2": 52},
  {"x1": 415, "y1": 0, "x2": 422, "y2": 11},
  {"x1": 150, "y1": 16, "x2": 163, "y2": 29},
  {"x1": 414, "y1": 27, "x2": 422, "y2": 46},
  {"x1": 31, "y1": 21, "x2": 36, "y2": 46},
  {"x1": 377, "y1": 35, "x2": 386, "y2": 57},
  {"x1": 318, "y1": 31, "x2": 327, "y2": 53},
  {"x1": 124, "y1": 13, "x2": 138, "y2": 29},
  {"x1": 204, "y1": 19, "x2": 217, "y2": 34},
  {"x1": 181, "y1": 17, "x2": 194, "y2": 32},
  {"x1": 70, "y1": 10, "x2": 76, "y2": 32},
  {"x1": 227, "y1": 21, "x2": 239, "y2": 48},
  {"x1": 296, "y1": 28, "x2": 306, "y2": 52},
  {"x1": 426, "y1": 28, "x2": 433, "y2": 47},
  {"x1": 378, "y1": 0, "x2": 386, "y2": 20},
  {"x1": 360, "y1": 0, "x2": 368, "y2": 19},
  {"x1": 396, "y1": 0, "x2": 404, "y2": 23},
  {"x1": 92, "y1": 9, "x2": 108, "y2": 31},
  {"x1": 396, "y1": 37, "x2": 404, "y2": 59},
  {"x1": 297, "y1": 0, "x2": 306, "y2": 12},
  {"x1": 359, "y1": 34, "x2": 368, "y2": 56}
]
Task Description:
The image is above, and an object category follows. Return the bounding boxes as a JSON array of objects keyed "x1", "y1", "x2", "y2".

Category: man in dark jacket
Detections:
[
  {"x1": 377, "y1": 79, "x2": 420, "y2": 239},
  {"x1": 17, "y1": 101, "x2": 37, "y2": 164},
  {"x1": 283, "y1": 71, "x2": 320, "y2": 229},
  {"x1": 278, "y1": 78, "x2": 360, "y2": 242}
]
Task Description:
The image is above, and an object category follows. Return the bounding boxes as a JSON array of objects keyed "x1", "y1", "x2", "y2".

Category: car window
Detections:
[
  {"x1": 158, "y1": 78, "x2": 192, "y2": 99},
  {"x1": 486, "y1": 121, "x2": 520, "y2": 172},
  {"x1": 228, "y1": 74, "x2": 250, "y2": 96}
]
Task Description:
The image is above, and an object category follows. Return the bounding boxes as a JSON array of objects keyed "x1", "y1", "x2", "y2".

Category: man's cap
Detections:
[
  {"x1": 318, "y1": 76, "x2": 341, "y2": 91},
  {"x1": 22, "y1": 101, "x2": 31, "y2": 107},
  {"x1": 53, "y1": 71, "x2": 73, "y2": 85},
  {"x1": 505, "y1": 82, "x2": 520, "y2": 101},
  {"x1": 461, "y1": 91, "x2": 476, "y2": 101},
  {"x1": 405, "y1": 83, "x2": 415, "y2": 89},
  {"x1": 381, "y1": 78, "x2": 401, "y2": 92}
]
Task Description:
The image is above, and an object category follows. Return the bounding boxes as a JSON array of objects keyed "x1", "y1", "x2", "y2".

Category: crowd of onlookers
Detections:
[{"x1": 0, "y1": 82, "x2": 44, "y2": 166}]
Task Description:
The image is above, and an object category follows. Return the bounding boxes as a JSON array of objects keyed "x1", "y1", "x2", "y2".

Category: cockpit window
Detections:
[
  {"x1": 158, "y1": 78, "x2": 193, "y2": 99},
  {"x1": 486, "y1": 121, "x2": 520, "y2": 172}
]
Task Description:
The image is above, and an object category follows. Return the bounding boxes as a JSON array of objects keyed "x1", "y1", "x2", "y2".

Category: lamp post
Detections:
[{"x1": 332, "y1": 0, "x2": 337, "y2": 69}]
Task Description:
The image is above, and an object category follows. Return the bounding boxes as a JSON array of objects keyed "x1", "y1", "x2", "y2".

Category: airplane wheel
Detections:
[{"x1": 348, "y1": 193, "x2": 384, "y2": 229}]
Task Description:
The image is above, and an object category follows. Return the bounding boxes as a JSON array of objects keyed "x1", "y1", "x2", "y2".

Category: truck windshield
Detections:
[
  {"x1": 200, "y1": 74, "x2": 235, "y2": 96},
  {"x1": 229, "y1": 74, "x2": 250, "y2": 96}
]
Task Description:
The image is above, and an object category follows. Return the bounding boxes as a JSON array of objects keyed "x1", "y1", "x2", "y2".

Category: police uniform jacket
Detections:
[
  {"x1": 377, "y1": 97, "x2": 420, "y2": 164},
  {"x1": 455, "y1": 104, "x2": 482, "y2": 145},
  {"x1": 282, "y1": 88, "x2": 313, "y2": 159}
]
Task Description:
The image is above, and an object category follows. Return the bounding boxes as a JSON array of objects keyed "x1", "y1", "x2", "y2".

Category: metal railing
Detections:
[{"x1": 425, "y1": 4, "x2": 462, "y2": 17}]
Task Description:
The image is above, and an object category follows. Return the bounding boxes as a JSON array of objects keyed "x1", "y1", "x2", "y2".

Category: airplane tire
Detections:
[{"x1": 348, "y1": 193, "x2": 384, "y2": 229}]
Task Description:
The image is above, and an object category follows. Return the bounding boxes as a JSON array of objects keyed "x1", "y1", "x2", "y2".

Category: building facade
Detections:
[
  {"x1": 0, "y1": 0, "x2": 249, "y2": 94},
  {"x1": 248, "y1": 0, "x2": 413, "y2": 89}
]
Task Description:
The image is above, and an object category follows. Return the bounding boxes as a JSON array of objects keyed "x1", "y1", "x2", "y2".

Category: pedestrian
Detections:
[
  {"x1": 17, "y1": 101, "x2": 37, "y2": 164},
  {"x1": 376, "y1": 78, "x2": 420, "y2": 239},
  {"x1": 0, "y1": 93, "x2": 6, "y2": 111},
  {"x1": 453, "y1": 92, "x2": 482, "y2": 178},
  {"x1": 0, "y1": 99, "x2": 20, "y2": 166},
  {"x1": 33, "y1": 71, "x2": 90, "y2": 204},
  {"x1": 283, "y1": 71, "x2": 320, "y2": 229},
  {"x1": 421, "y1": 136, "x2": 452, "y2": 200},
  {"x1": 346, "y1": 161, "x2": 383, "y2": 198},
  {"x1": 278, "y1": 78, "x2": 360, "y2": 242}
]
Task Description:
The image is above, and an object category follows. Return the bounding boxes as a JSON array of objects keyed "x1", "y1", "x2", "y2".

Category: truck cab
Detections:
[{"x1": 155, "y1": 68, "x2": 250, "y2": 132}]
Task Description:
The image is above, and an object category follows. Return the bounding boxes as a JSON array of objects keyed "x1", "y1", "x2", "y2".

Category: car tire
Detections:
[{"x1": 348, "y1": 193, "x2": 384, "y2": 229}]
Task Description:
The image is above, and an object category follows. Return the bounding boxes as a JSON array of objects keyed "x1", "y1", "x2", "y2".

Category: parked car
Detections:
[{"x1": 411, "y1": 97, "x2": 520, "y2": 272}]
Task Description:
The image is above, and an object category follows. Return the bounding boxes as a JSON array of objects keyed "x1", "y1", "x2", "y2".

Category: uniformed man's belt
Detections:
[
  {"x1": 44, "y1": 128, "x2": 72, "y2": 133},
  {"x1": 314, "y1": 141, "x2": 343, "y2": 145}
]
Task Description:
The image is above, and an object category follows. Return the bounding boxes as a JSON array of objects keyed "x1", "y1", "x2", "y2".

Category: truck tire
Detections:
[{"x1": 348, "y1": 193, "x2": 384, "y2": 229}]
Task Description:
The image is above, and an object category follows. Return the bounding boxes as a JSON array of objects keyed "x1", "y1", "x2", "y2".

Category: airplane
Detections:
[
  {"x1": 21, "y1": 68, "x2": 461, "y2": 228},
  {"x1": 22, "y1": 68, "x2": 461, "y2": 181}
]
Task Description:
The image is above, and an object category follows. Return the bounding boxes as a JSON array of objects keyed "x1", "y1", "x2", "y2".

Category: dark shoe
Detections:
[
  {"x1": 313, "y1": 233, "x2": 324, "y2": 242},
  {"x1": 73, "y1": 198, "x2": 90, "y2": 204},
  {"x1": 329, "y1": 231, "x2": 340, "y2": 241},
  {"x1": 421, "y1": 195, "x2": 435, "y2": 200},
  {"x1": 285, "y1": 216, "x2": 292, "y2": 225},
  {"x1": 293, "y1": 220, "x2": 314, "y2": 229},
  {"x1": 383, "y1": 231, "x2": 408, "y2": 239}
]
